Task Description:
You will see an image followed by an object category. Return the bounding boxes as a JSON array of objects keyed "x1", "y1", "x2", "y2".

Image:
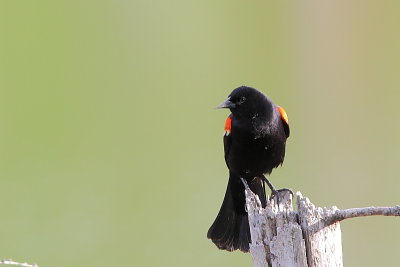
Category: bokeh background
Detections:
[{"x1": 1, "y1": 1, "x2": 399, "y2": 266}]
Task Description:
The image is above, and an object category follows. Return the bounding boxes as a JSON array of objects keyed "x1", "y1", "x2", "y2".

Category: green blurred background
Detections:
[{"x1": 0, "y1": 1, "x2": 399, "y2": 266}]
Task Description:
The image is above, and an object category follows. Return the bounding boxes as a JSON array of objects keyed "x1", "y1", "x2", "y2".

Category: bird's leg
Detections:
[
  {"x1": 260, "y1": 175, "x2": 277, "y2": 193},
  {"x1": 260, "y1": 177, "x2": 267, "y2": 207},
  {"x1": 260, "y1": 175, "x2": 293, "y2": 201}
]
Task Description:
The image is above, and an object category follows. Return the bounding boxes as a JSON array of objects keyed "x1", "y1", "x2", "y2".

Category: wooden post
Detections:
[
  {"x1": 297, "y1": 193, "x2": 343, "y2": 267},
  {"x1": 242, "y1": 179, "x2": 400, "y2": 267}
]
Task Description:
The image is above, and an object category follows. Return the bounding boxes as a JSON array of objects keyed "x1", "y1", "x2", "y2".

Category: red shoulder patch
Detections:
[
  {"x1": 224, "y1": 116, "x2": 232, "y2": 135},
  {"x1": 277, "y1": 106, "x2": 289, "y2": 125}
]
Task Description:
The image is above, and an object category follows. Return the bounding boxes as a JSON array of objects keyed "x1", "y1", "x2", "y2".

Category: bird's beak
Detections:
[{"x1": 216, "y1": 97, "x2": 236, "y2": 109}]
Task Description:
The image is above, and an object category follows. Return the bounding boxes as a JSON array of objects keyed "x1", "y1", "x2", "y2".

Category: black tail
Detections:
[{"x1": 207, "y1": 173, "x2": 266, "y2": 252}]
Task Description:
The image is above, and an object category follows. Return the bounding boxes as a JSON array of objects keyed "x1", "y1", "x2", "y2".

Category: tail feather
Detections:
[{"x1": 207, "y1": 173, "x2": 266, "y2": 252}]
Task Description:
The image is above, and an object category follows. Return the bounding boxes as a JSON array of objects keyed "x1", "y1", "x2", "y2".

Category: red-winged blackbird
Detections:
[{"x1": 207, "y1": 86, "x2": 290, "y2": 252}]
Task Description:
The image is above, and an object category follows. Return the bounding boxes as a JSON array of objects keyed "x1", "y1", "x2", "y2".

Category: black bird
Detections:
[{"x1": 207, "y1": 86, "x2": 290, "y2": 252}]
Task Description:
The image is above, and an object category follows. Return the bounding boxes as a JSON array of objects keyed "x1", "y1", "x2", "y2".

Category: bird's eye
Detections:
[{"x1": 239, "y1": 96, "x2": 246, "y2": 104}]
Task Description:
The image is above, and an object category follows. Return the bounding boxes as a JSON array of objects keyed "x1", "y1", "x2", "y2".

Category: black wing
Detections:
[{"x1": 282, "y1": 119, "x2": 290, "y2": 138}]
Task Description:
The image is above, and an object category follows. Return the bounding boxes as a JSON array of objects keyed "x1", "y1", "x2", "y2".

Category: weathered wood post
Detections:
[{"x1": 242, "y1": 179, "x2": 400, "y2": 267}]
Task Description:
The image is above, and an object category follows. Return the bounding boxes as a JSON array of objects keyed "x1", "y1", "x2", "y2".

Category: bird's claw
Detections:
[{"x1": 269, "y1": 188, "x2": 294, "y2": 201}]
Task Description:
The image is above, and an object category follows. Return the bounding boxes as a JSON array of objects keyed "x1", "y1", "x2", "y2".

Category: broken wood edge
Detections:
[{"x1": 297, "y1": 192, "x2": 343, "y2": 267}]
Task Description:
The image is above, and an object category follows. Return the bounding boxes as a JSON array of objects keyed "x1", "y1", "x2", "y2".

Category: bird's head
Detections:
[{"x1": 217, "y1": 86, "x2": 271, "y2": 119}]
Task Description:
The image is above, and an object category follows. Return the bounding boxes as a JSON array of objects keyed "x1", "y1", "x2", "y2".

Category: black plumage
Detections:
[{"x1": 207, "y1": 86, "x2": 290, "y2": 252}]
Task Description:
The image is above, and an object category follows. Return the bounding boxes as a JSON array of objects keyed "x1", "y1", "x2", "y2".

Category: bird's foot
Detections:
[
  {"x1": 259, "y1": 175, "x2": 293, "y2": 204},
  {"x1": 269, "y1": 188, "x2": 294, "y2": 206},
  {"x1": 270, "y1": 188, "x2": 293, "y2": 198}
]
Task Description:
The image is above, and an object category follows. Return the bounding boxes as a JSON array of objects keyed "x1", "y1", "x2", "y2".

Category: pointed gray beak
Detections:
[{"x1": 216, "y1": 97, "x2": 236, "y2": 109}]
